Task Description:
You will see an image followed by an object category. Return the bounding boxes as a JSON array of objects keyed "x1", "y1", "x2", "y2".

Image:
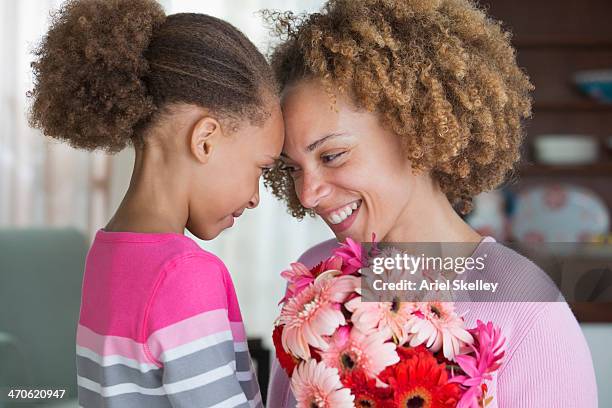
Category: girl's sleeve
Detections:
[
  {"x1": 497, "y1": 301, "x2": 598, "y2": 407},
  {"x1": 145, "y1": 254, "x2": 260, "y2": 408}
]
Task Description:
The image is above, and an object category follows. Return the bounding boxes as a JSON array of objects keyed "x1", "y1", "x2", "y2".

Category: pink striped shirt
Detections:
[{"x1": 77, "y1": 230, "x2": 261, "y2": 407}]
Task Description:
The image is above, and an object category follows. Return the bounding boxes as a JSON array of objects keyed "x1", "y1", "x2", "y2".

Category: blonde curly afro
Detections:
[{"x1": 263, "y1": 0, "x2": 533, "y2": 217}]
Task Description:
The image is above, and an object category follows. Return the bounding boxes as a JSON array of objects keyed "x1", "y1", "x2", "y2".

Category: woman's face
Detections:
[{"x1": 280, "y1": 80, "x2": 423, "y2": 242}]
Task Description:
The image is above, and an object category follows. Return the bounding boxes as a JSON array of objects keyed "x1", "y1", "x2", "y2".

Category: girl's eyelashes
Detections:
[{"x1": 279, "y1": 162, "x2": 300, "y2": 173}]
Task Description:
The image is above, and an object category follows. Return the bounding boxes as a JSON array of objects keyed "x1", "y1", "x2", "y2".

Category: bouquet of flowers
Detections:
[{"x1": 272, "y1": 238, "x2": 505, "y2": 408}]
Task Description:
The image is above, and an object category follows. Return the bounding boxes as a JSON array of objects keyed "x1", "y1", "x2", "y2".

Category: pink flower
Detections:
[
  {"x1": 320, "y1": 326, "x2": 399, "y2": 380},
  {"x1": 333, "y1": 237, "x2": 363, "y2": 275},
  {"x1": 405, "y1": 302, "x2": 473, "y2": 361},
  {"x1": 279, "y1": 275, "x2": 359, "y2": 359},
  {"x1": 279, "y1": 257, "x2": 344, "y2": 304},
  {"x1": 291, "y1": 359, "x2": 355, "y2": 408},
  {"x1": 346, "y1": 296, "x2": 416, "y2": 344},
  {"x1": 279, "y1": 262, "x2": 315, "y2": 304},
  {"x1": 449, "y1": 320, "x2": 506, "y2": 408}
]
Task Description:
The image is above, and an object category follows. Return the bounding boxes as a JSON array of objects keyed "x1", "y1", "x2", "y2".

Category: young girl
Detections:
[{"x1": 28, "y1": 0, "x2": 283, "y2": 407}]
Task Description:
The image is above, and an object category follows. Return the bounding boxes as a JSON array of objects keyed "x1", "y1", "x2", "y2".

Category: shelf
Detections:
[
  {"x1": 534, "y1": 101, "x2": 612, "y2": 112},
  {"x1": 569, "y1": 302, "x2": 612, "y2": 323},
  {"x1": 520, "y1": 162, "x2": 612, "y2": 177},
  {"x1": 514, "y1": 36, "x2": 612, "y2": 49}
]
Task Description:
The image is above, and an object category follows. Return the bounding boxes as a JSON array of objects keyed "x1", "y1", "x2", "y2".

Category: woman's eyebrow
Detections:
[
  {"x1": 305, "y1": 132, "x2": 348, "y2": 152},
  {"x1": 280, "y1": 132, "x2": 349, "y2": 161}
]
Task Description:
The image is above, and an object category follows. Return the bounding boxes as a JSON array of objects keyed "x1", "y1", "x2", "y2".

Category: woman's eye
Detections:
[{"x1": 321, "y1": 152, "x2": 345, "y2": 163}]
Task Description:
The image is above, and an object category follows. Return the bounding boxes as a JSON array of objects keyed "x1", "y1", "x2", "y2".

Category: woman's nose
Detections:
[{"x1": 298, "y1": 169, "x2": 330, "y2": 209}]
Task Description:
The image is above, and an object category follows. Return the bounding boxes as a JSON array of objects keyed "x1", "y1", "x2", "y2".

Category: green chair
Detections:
[{"x1": 0, "y1": 229, "x2": 87, "y2": 408}]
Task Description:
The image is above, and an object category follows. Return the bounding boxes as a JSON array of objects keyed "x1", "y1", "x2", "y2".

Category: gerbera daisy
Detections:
[
  {"x1": 346, "y1": 295, "x2": 416, "y2": 345},
  {"x1": 341, "y1": 369, "x2": 394, "y2": 408},
  {"x1": 406, "y1": 302, "x2": 473, "y2": 361},
  {"x1": 380, "y1": 345, "x2": 461, "y2": 408},
  {"x1": 279, "y1": 275, "x2": 359, "y2": 359},
  {"x1": 272, "y1": 325, "x2": 299, "y2": 375},
  {"x1": 291, "y1": 360, "x2": 355, "y2": 408},
  {"x1": 321, "y1": 326, "x2": 399, "y2": 380}
]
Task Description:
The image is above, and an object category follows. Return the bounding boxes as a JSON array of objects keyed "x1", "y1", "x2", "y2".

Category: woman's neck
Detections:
[{"x1": 384, "y1": 179, "x2": 481, "y2": 244}]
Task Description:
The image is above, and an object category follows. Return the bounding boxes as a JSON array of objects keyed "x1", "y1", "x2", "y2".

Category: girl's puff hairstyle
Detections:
[
  {"x1": 262, "y1": 0, "x2": 534, "y2": 217},
  {"x1": 28, "y1": 0, "x2": 277, "y2": 153}
]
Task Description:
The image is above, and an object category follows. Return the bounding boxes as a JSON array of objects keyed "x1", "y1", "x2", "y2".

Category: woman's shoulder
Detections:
[
  {"x1": 297, "y1": 238, "x2": 340, "y2": 268},
  {"x1": 472, "y1": 240, "x2": 563, "y2": 302}
]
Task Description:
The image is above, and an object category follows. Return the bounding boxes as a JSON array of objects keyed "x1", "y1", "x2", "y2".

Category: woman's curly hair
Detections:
[
  {"x1": 28, "y1": 0, "x2": 277, "y2": 153},
  {"x1": 263, "y1": 0, "x2": 533, "y2": 218}
]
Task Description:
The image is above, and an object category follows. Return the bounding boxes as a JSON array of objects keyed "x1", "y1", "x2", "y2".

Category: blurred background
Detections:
[{"x1": 0, "y1": 0, "x2": 611, "y2": 406}]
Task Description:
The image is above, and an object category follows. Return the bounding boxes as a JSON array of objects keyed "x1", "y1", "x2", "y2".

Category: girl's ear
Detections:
[{"x1": 190, "y1": 116, "x2": 223, "y2": 164}]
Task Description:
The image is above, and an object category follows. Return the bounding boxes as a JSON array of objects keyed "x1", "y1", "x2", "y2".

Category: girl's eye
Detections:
[
  {"x1": 321, "y1": 151, "x2": 346, "y2": 163},
  {"x1": 279, "y1": 163, "x2": 300, "y2": 173}
]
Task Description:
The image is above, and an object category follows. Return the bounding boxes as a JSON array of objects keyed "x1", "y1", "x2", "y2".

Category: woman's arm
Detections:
[{"x1": 497, "y1": 301, "x2": 598, "y2": 407}]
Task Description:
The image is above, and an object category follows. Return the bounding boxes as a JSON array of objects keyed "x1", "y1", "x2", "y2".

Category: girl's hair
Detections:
[
  {"x1": 28, "y1": 0, "x2": 277, "y2": 153},
  {"x1": 263, "y1": 0, "x2": 533, "y2": 217}
]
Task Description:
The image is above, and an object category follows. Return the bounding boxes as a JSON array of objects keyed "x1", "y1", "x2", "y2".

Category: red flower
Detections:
[
  {"x1": 380, "y1": 346, "x2": 461, "y2": 408},
  {"x1": 272, "y1": 325, "x2": 299, "y2": 375},
  {"x1": 341, "y1": 370, "x2": 394, "y2": 408}
]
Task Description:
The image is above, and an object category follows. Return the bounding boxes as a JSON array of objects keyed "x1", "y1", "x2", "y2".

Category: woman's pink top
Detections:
[
  {"x1": 267, "y1": 238, "x2": 598, "y2": 407},
  {"x1": 76, "y1": 230, "x2": 262, "y2": 407}
]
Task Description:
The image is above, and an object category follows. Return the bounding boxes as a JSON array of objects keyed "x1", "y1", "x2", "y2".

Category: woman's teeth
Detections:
[{"x1": 328, "y1": 201, "x2": 360, "y2": 225}]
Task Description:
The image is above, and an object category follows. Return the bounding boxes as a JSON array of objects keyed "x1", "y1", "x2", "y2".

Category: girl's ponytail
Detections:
[{"x1": 28, "y1": 0, "x2": 166, "y2": 152}]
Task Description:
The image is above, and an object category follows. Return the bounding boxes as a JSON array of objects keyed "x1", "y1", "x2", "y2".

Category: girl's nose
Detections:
[{"x1": 247, "y1": 188, "x2": 260, "y2": 209}]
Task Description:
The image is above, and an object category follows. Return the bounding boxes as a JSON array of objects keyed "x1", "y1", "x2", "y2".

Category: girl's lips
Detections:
[{"x1": 328, "y1": 202, "x2": 360, "y2": 233}]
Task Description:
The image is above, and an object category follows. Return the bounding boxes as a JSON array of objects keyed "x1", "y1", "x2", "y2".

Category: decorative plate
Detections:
[{"x1": 511, "y1": 184, "x2": 609, "y2": 242}]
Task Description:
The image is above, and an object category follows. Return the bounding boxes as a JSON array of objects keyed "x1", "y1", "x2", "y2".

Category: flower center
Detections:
[
  {"x1": 298, "y1": 296, "x2": 320, "y2": 319},
  {"x1": 356, "y1": 397, "x2": 375, "y2": 407},
  {"x1": 391, "y1": 296, "x2": 401, "y2": 313},
  {"x1": 400, "y1": 387, "x2": 431, "y2": 408},
  {"x1": 406, "y1": 396, "x2": 425, "y2": 408},
  {"x1": 309, "y1": 396, "x2": 325, "y2": 408},
  {"x1": 430, "y1": 305, "x2": 441, "y2": 318},
  {"x1": 340, "y1": 351, "x2": 358, "y2": 371}
]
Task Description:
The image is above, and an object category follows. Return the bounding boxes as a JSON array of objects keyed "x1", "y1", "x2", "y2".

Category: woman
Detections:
[{"x1": 263, "y1": 0, "x2": 598, "y2": 406}]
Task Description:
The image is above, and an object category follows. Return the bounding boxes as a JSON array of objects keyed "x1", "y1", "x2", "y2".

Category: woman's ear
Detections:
[{"x1": 190, "y1": 116, "x2": 223, "y2": 164}]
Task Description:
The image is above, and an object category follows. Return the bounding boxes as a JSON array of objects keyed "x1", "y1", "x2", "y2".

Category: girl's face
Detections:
[
  {"x1": 188, "y1": 103, "x2": 284, "y2": 240},
  {"x1": 280, "y1": 81, "x2": 423, "y2": 243}
]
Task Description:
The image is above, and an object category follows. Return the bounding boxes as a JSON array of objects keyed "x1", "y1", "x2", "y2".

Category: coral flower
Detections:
[
  {"x1": 272, "y1": 325, "x2": 299, "y2": 375},
  {"x1": 346, "y1": 295, "x2": 416, "y2": 344},
  {"x1": 321, "y1": 326, "x2": 399, "y2": 380},
  {"x1": 406, "y1": 302, "x2": 473, "y2": 361},
  {"x1": 279, "y1": 275, "x2": 359, "y2": 359},
  {"x1": 280, "y1": 256, "x2": 344, "y2": 304},
  {"x1": 380, "y1": 345, "x2": 461, "y2": 408},
  {"x1": 291, "y1": 360, "x2": 355, "y2": 408}
]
